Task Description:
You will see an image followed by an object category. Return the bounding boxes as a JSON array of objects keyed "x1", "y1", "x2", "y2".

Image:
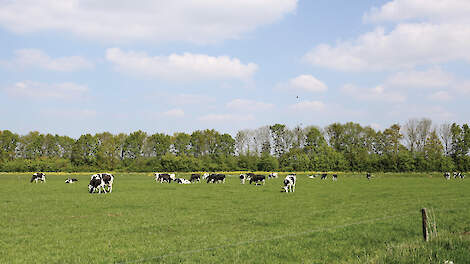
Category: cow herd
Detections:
[
  {"x1": 27, "y1": 170, "x2": 465, "y2": 194},
  {"x1": 444, "y1": 172, "x2": 465, "y2": 180}
]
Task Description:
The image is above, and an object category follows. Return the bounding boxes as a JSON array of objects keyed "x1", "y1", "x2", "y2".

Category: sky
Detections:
[{"x1": 1, "y1": 0, "x2": 469, "y2": 138}]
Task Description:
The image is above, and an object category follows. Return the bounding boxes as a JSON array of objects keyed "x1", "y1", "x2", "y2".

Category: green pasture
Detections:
[{"x1": 0, "y1": 172, "x2": 469, "y2": 263}]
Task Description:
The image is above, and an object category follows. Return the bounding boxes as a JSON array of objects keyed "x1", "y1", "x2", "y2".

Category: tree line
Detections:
[{"x1": 0, "y1": 118, "x2": 469, "y2": 172}]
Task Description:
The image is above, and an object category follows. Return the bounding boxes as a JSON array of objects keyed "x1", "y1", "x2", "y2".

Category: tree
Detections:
[
  {"x1": 172, "y1": 132, "x2": 191, "y2": 156},
  {"x1": 270, "y1": 124, "x2": 291, "y2": 157},
  {"x1": 71, "y1": 134, "x2": 98, "y2": 166},
  {"x1": 123, "y1": 130, "x2": 147, "y2": 159},
  {"x1": 235, "y1": 130, "x2": 249, "y2": 155},
  {"x1": 18, "y1": 131, "x2": 44, "y2": 159},
  {"x1": 439, "y1": 123, "x2": 452, "y2": 156},
  {"x1": 423, "y1": 130, "x2": 443, "y2": 171},
  {"x1": 145, "y1": 133, "x2": 171, "y2": 157},
  {"x1": 0, "y1": 130, "x2": 19, "y2": 161},
  {"x1": 95, "y1": 132, "x2": 120, "y2": 170}
]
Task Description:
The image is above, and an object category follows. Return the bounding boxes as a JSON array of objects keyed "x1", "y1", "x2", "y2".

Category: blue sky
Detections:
[{"x1": 1, "y1": 0, "x2": 469, "y2": 137}]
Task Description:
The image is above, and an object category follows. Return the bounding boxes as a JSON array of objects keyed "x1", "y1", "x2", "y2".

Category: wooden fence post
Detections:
[{"x1": 421, "y1": 208, "x2": 429, "y2": 242}]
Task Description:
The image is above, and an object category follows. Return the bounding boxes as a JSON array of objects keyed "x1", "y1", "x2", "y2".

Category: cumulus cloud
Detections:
[
  {"x1": 198, "y1": 114, "x2": 254, "y2": 122},
  {"x1": 304, "y1": 24, "x2": 470, "y2": 72},
  {"x1": 4, "y1": 81, "x2": 88, "y2": 100},
  {"x1": 290, "y1": 100, "x2": 325, "y2": 111},
  {"x1": 162, "y1": 108, "x2": 185, "y2": 118},
  {"x1": 226, "y1": 99, "x2": 274, "y2": 112},
  {"x1": 305, "y1": 0, "x2": 470, "y2": 72},
  {"x1": 364, "y1": 0, "x2": 470, "y2": 23},
  {"x1": 3, "y1": 49, "x2": 93, "y2": 71},
  {"x1": 341, "y1": 84, "x2": 406, "y2": 103},
  {"x1": 0, "y1": 0, "x2": 297, "y2": 43},
  {"x1": 285, "y1": 75, "x2": 328, "y2": 92},
  {"x1": 106, "y1": 48, "x2": 258, "y2": 81}
]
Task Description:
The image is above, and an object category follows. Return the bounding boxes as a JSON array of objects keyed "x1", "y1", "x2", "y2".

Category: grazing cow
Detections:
[
  {"x1": 332, "y1": 174, "x2": 338, "y2": 181},
  {"x1": 175, "y1": 178, "x2": 191, "y2": 184},
  {"x1": 366, "y1": 173, "x2": 371, "y2": 180},
  {"x1": 206, "y1": 174, "x2": 226, "y2": 184},
  {"x1": 240, "y1": 174, "x2": 247, "y2": 184},
  {"x1": 88, "y1": 173, "x2": 114, "y2": 193},
  {"x1": 268, "y1": 172, "x2": 278, "y2": 179},
  {"x1": 308, "y1": 174, "x2": 318, "y2": 179},
  {"x1": 444, "y1": 172, "x2": 451, "y2": 180},
  {"x1": 321, "y1": 173, "x2": 327, "y2": 180},
  {"x1": 30, "y1": 172, "x2": 46, "y2": 183},
  {"x1": 282, "y1": 174, "x2": 296, "y2": 193},
  {"x1": 65, "y1": 177, "x2": 78, "y2": 184},
  {"x1": 453, "y1": 172, "x2": 460, "y2": 179},
  {"x1": 88, "y1": 174, "x2": 104, "y2": 193},
  {"x1": 249, "y1": 174, "x2": 266, "y2": 185},
  {"x1": 190, "y1": 174, "x2": 201, "y2": 183},
  {"x1": 155, "y1": 173, "x2": 172, "y2": 183},
  {"x1": 202, "y1": 173, "x2": 210, "y2": 180},
  {"x1": 100, "y1": 173, "x2": 114, "y2": 193},
  {"x1": 169, "y1": 173, "x2": 176, "y2": 181}
]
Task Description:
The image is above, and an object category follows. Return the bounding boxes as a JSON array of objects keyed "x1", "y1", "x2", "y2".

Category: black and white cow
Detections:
[
  {"x1": 460, "y1": 173, "x2": 465, "y2": 179},
  {"x1": 366, "y1": 173, "x2": 372, "y2": 180},
  {"x1": 65, "y1": 177, "x2": 78, "y2": 184},
  {"x1": 201, "y1": 173, "x2": 210, "y2": 180},
  {"x1": 206, "y1": 174, "x2": 226, "y2": 183},
  {"x1": 240, "y1": 174, "x2": 247, "y2": 184},
  {"x1": 320, "y1": 173, "x2": 328, "y2": 180},
  {"x1": 444, "y1": 172, "x2": 451, "y2": 180},
  {"x1": 249, "y1": 174, "x2": 266, "y2": 185},
  {"x1": 332, "y1": 174, "x2": 338, "y2": 181},
  {"x1": 282, "y1": 174, "x2": 296, "y2": 193},
  {"x1": 88, "y1": 173, "x2": 114, "y2": 193},
  {"x1": 30, "y1": 172, "x2": 46, "y2": 183},
  {"x1": 190, "y1": 174, "x2": 201, "y2": 183},
  {"x1": 268, "y1": 172, "x2": 278, "y2": 179},
  {"x1": 308, "y1": 174, "x2": 319, "y2": 179},
  {"x1": 175, "y1": 178, "x2": 191, "y2": 184},
  {"x1": 155, "y1": 173, "x2": 174, "y2": 183}
]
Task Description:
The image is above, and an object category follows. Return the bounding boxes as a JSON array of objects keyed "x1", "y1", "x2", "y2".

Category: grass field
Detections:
[{"x1": 1, "y1": 172, "x2": 469, "y2": 263}]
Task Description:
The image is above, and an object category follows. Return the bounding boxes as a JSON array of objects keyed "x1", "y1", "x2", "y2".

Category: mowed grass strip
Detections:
[{"x1": 0, "y1": 173, "x2": 468, "y2": 263}]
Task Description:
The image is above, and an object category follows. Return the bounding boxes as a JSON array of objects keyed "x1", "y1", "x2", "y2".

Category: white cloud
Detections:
[
  {"x1": 304, "y1": 24, "x2": 470, "y2": 72},
  {"x1": 290, "y1": 100, "x2": 325, "y2": 111},
  {"x1": 106, "y1": 48, "x2": 258, "y2": 81},
  {"x1": 386, "y1": 67, "x2": 454, "y2": 88},
  {"x1": 226, "y1": 99, "x2": 273, "y2": 112},
  {"x1": 198, "y1": 114, "x2": 254, "y2": 122},
  {"x1": 286, "y1": 75, "x2": 328, "y2": 92},
  {"x1": 428, "y1": 91, "x2": 453, "y2": 101},
  {"x1": 0, "y1": 0, "x2": 297, "y2": 43},
  {"x1": 4, "y1": 81, "x2": 88, "y2": 100},
  {"x1": 364, "y1": 0, "x2": 470, "y2": 23},
  {"x1": 162, "y1": 108, "x2": 185, "y2": 118},
  {"x1": 3, "y1": 49, "x2": 93, "y2": 71},
  {"x1": 341, "y1": 84, "x2": 406, "y2": 103}
]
